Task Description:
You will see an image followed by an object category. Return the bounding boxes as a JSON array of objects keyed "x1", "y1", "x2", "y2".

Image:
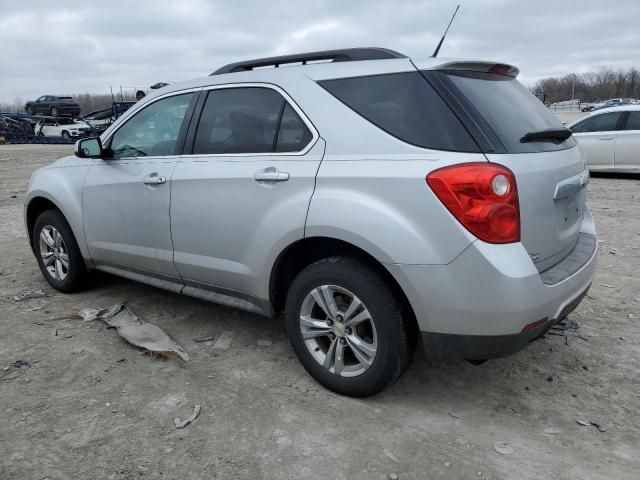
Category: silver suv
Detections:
[{"x1": 25, "y1": 48, "x2": 597, "y2": 396}]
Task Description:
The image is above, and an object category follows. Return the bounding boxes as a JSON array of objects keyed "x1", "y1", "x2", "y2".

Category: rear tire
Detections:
[
  {"x1": 285, "y1": 256, "x2": 412, "y2": 397},
  {"x1": 50, "y1": 107, "x2": 58, "y2": 117},
  {"x1": 32, "y1": 209, "x2": 89, "y2": 293},
  {"x1": 26, "y1": 107, "x2": 34, "y2": 115}
]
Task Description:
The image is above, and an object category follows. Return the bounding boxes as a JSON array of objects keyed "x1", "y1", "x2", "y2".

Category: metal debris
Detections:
[
  {"x1": 577, "y1": 420, "x2": 606, "y2": 432},
  {"x1": 78, "y1": 304, "x2": 189, "y2": 361},
  {"x1": 174, "y1": 404, "x2": 201, "y2": 429},
  {"x1": 193, "y1": 335, "x2": 215, "y2": 343},
  {"x1": 13, "y1": 289, "x2": 46, "y2": 301},
  {"x1": 493, "y1": 441, "x2": 514, "y2": 455}
]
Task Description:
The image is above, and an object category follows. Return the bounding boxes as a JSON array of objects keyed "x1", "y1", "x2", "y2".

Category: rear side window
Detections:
[
  {"x1": 571, "y1": 112, "x2": 622, "y2": 133},
  {"x1": 276, "y1": 104, "x2": 313, "y2": 152},
  {"x1": 319, "y1": 72, "x2": 480, "y2": 152},
  {"x1": 439, "y1": 71, "x2": 576, "y2": 153},
  {"x1": 623, "y1": 111, "x2": 640, "y2": 131},
  {"x1": 193, "y1": 87, "x2": 312, "y2": 154}
]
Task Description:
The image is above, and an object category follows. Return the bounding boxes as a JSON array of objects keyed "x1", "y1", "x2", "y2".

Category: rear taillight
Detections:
[{"x1": 426, "y1": 162, "x2": 520, "y2": 244}]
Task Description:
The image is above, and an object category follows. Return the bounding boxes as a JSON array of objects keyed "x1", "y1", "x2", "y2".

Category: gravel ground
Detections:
[{"x1": 1, "y1": 144, "x2": 639, "y2": 480}]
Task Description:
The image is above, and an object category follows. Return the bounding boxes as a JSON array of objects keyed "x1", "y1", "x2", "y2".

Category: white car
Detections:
[
  {"x1": 569, "y1": 105, "x2": 640, "y2": 172},
  {"x1": 35, "y1": 118, "x2": 92, "y2": 139}
]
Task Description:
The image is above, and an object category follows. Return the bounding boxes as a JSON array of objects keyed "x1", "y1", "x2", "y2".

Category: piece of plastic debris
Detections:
[
  {"x1": 78, "y1": 304, "x2": 189, "y2": 361},
  {"x1": 105, "y1": 402, "x2": 111, "y2": 407},
  {"x1": 493, "y1": 441, "x2": 514, "y2": 455},
  {"x1": 193, "y1": 335, "x2": 215, "y2": 343},
  {"x1": 13, "y1": 289, "x2": 47, "y2": 301},
  {"x1": 543, "y1": 427, "x2": 562, "y2": 434},
  {"x1": 577, "y1": 420, "x2": 606, "y2": 432},
  {"x1": 174, "y1": 404, "x2": 201, "y2": 429},
  {"x1": 10, "y1": 360, "x2": 30, "y2": 369},
  {"x1": 212, "y1": 331, "x2": 234, "y2": 351},
  {"x1": 257, "y1": 339, "x2": 273, "y2": 347},
  {"x1": 448, "y1": 411, "x2": 463, "y2": 419}
]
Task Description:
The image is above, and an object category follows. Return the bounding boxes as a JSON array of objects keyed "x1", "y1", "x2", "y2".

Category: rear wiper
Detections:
[{"x1": 520, "y1": 128, "x2": 573, "y2": 143}]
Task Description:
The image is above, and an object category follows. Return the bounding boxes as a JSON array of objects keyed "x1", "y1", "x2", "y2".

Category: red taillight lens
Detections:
[{"x1": 426, "y1": 162, "x2": 520, "y2": 244}]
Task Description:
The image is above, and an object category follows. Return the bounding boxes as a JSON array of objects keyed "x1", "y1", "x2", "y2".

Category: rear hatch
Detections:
[{"x1": 415, "y1": 61, "x2": 587, "y2": 271}]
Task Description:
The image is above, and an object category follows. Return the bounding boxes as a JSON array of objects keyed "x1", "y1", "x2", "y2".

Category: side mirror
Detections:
[{"x1": 75, "y1": 137, "x2": 104, "y2": 159}]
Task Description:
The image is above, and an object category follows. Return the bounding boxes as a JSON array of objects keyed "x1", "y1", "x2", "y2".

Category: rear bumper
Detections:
[
  {"x1": 420, "y1": 284, "x2": 590, "y2": 360},
  {"x1": 387, "y1": 209, "x2": 597, "y2": 360}
]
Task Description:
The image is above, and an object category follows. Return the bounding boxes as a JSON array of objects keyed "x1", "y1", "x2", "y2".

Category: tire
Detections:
[
  {"x1": 32, "y1": 209, "x2": 89, "y2": 293},
  {"x1": 136, "y1": 90, "x2": 145, "y2": 101},
  {"x1": 61, "y1": 130, "x2": 70, "y2": 139},
  {"x1": 50, "y1": 107, "x2": 58, "y2": 117},
  {"x1": 284, "y1": 256, "x2": 412, "y2": 397},
  {"x1": 26, "y1": 106, "x2": 34, "y2": 115}
]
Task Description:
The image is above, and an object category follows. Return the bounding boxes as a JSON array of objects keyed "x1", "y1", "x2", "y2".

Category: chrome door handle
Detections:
[
  {"x1": 143, "y1": 174, "x2": 166, "y2": 185},
  {"x1": 254, "y1": 167, "x2": 289, "y2": 183},
  {"x1": 598, "y1": 136, "x2": 615, "y2": 140}
]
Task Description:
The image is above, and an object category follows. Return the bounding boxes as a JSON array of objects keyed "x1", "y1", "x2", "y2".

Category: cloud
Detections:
[{"x1": 0, "y1": 0, "x2": 638, "y2": 103}]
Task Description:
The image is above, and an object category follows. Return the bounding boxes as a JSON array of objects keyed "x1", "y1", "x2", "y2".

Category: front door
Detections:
[
  {"x1": 614, "y1": 111, "x2": 640, "y2": 170},
  {"x1": 170, "y1": 86, "x2": 322, "y2": 302},
  {"x1": 571, "y1": 111, "x2": 624, "y2": 170},
  {"x1": 83, "y1": 92, "x2": 197, "y2": 277}
]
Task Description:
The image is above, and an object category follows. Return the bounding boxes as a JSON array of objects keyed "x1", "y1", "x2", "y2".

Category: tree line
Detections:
[{"x1": 532, "y1": 67, "x2": 640, "y2": 104}]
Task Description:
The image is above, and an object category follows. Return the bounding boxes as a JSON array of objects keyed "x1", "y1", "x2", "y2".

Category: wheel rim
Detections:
[
  {"x1": 38, "y1": 225, "x2": 69, "y2": 281},
  {"x1": 299, "y1": 285, "x2": 377, "y2": 378}
]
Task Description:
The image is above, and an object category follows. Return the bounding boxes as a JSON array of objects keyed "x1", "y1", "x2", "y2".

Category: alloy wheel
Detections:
[
  {"x1": 299, "y1": 285, "x2": 377, "y2": 377},
  {"x1": 38, "y1": 225, "x2": 69, "y2": 281}
]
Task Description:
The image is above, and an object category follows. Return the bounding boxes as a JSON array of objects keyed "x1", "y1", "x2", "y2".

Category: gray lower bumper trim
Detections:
[{"x1": 540, "y1": 233, "x2": 596, "y2": 285}]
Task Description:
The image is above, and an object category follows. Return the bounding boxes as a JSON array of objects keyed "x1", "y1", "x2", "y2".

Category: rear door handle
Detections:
[
  {"x1": 598, "y1": 135, "x2": 615, "y2": 140},
  {"x1": 254, "y1": 167, "x2": 289, "y2": 183},
  {"x1": 143, "y1": 174, "x2": 166, "y2": 185}
]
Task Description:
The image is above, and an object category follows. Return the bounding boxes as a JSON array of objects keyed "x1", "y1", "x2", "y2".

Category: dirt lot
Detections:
[{"x1": 1, "y1": 144, "x2": 639, "y2": 480}]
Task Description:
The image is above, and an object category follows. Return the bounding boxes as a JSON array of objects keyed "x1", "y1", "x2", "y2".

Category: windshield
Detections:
[{"x1": 436, "y1": 71, "x2": 576, "y2": 153}]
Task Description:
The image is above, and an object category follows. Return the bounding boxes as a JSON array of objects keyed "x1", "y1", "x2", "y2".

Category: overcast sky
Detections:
[{"x1": 1, "y1": 0, "x2": 638, "y2": 103}]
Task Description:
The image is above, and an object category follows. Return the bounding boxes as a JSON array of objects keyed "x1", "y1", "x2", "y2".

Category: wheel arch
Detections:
[{"x1": 269, "y1": 236, "x2": 419, "y2": 339}]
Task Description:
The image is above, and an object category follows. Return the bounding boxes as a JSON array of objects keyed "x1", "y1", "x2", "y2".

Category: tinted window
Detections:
[
  {"x1": 110, "y1": 93, "x2": 193, "y2": 158},
  {"x1": 276, "y1": 104, "x2": 313, "y2": 152},
  {"x1": 194, "y1": 87, "x2": 308, "y2": 154},
  {"x1": 571, "y1": 112, "x2": 622, "y2": 133},
  {"x1": 440, "y1": 71, "x2": 576, "y2": 153},
  {"x1": 319, "y1": 72, "x2": 479, "y2": 152},
  {"x1": 624, "y1": 111, "x2": 640, "y2": 131}
]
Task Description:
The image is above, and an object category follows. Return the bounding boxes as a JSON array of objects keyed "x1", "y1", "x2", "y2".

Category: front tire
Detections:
[
  {"x1": 26, "y1": 106, "x2": 34, "y2": 115},
  {"x1": 61, "y1": 130, "x2": 70, "y2": 139},
  {"x1": 50, "y1": 107, "x2": 58, "y2": 117},
  {"x1": 32, "y1": 209, "x2": 88, "y2": 293},
  {"x1": 285, "y1": 256, "x2": 412, "y2": 397}
]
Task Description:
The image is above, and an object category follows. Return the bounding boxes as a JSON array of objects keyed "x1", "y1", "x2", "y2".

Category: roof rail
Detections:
[{"x1": 210, "y1": 47, "x2": 406, "y2": 75}]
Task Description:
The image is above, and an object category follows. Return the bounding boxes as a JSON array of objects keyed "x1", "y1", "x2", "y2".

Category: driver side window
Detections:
[{"x1": 109, "y1": 93, "x2": 194, "y2": 159}]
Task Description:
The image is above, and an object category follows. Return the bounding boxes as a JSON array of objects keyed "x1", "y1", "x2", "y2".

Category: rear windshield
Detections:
[
  {"x1": 319, "y1": 72, "x2": 480, "y2": 152},
  {"x1": 437, "y1": 71, "x2": 576, "y2": 153}
]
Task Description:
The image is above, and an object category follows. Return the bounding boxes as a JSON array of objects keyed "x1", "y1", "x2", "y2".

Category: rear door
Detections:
[
  {"x1": 570, "y1": 112, "x2": 625, "y2": 170},
  {"x1": 420, "y1": 68, "x2": 589, "y2": 271},
  {"x1": 171, "y1": 85, "x2": 322, "y2": 301},
  {"x1": 613, "y1": 111, "x2": 640, "y2": 170},
  {"x1": 83, "y1": 91, "x2": 197, "y2": 277}
]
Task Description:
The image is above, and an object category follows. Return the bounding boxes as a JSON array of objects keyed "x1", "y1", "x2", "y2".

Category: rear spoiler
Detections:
[{"x1": 413, "y1": 59, "x2": 520, "y2": 78}]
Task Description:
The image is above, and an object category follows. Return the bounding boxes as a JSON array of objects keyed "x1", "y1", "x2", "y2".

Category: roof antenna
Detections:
[{"x1": 432, "y1": 4, "x2": 460, "y2": 57}]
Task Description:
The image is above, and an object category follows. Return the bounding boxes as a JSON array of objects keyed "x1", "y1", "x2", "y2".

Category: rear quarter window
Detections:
[
  {"x1": 318, "y1": 72, "x2": 480, "y2": 152},
  {"x1": 571, "y1": 112, "x2": 623, "y2": 133}
]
